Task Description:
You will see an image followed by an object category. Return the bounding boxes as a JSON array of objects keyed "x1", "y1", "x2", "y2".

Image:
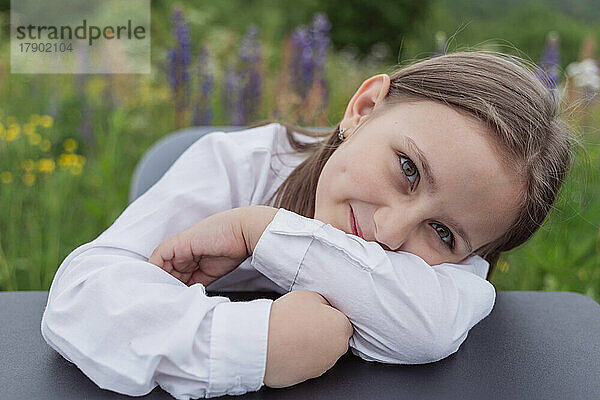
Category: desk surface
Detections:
[{"x1": 1, "y1": 290, "x2": 599, "y2": 399}]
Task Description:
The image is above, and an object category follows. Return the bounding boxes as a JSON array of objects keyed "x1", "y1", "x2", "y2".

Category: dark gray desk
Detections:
[{"x1": 1, "y1": 290, "x2": 599, "y2": 399}]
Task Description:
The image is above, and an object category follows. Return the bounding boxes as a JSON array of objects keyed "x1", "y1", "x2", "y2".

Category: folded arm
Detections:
[{"x1": 248, "y1": 207, "x2": 497, "y2": 364}]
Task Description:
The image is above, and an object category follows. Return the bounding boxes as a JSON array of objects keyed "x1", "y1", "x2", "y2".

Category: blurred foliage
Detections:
[
  {"x1": 405, "y1": 0, "x2": 597, "y2": 67},
  {"x1": 145, "y1": 0, "x2": 600, "y2": 69},
  {"x1": 297, "y1": 0, "x2": 433, "y2": 61},
  {"x1": 449, "y1": 0, "x2": 600, "y2": 24}
]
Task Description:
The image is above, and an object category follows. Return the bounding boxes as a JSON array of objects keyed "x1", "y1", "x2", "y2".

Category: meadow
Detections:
[{"x1": 0, "y1": 3, "x2": 599, "y2": 305}]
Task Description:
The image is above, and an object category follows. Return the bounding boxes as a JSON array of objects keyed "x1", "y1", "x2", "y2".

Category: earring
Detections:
[{"x1": 338, "y1": 127, "x2": 346, "y2": 141}]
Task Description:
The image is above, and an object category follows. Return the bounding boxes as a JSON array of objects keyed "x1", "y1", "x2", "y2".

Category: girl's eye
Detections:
[
  {"x1": 399, "y1": 154, "x2": 419, "y2": 189},
  {"x1": 398, "y1": 154, "x2": 455, "y2": 251},
  {"x1": 431, "y1": 222, "x2": 455, "y2": 250}
]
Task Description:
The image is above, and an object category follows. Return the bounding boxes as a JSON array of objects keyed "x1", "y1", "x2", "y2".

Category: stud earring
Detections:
[{"x1": 338, "y1": 127, "x2": 347, "y2": 141}]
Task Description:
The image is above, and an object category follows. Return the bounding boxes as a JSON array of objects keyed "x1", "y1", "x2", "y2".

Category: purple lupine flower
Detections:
[
  {"x1": 287, "y1": 13, "x2": 331, "y2": 125},
  {"x1": 222, "y1": 26, "x2": 264, "y2": 126},
  {"x1": 224, "y1": 63, "x2": 244, "y2": 125},
  {"x1": 311, "y1": 13, "x2": 331, "y2": 68},
  {"x1": 166, "y1": 6, "x2": 192, "y2": 127},
  {"x1": 536, "y1": 31, "x2": 561, "y2": 89},
  {"x1": 192, "y1": 45, "x2": 215, "y2": 126},
  {"x1": 290, "y1": 26, "x2": 314, "y2": 98},
  {"x1": 238, "y1": 25, "x2": 263, "y2": 124},
  {"x1": 311, "y1": 13, "x2": 331, "y2": 112},
  {"x1": 289, "y1": 14, "x2": 331, "y2": 102}
]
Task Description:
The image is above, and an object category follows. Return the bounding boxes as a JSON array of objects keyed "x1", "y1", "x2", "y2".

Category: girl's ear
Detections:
[{"x1": 341, "y1": 74, "x2": 391, "y2": 128}]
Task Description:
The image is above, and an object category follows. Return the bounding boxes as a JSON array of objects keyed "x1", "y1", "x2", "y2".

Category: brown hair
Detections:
[{"x1": 247, "y1": 50, "x2": 583, "y2": 281}]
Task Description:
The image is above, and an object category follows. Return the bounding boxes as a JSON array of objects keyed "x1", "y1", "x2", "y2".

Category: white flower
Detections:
[{"x1": 566, "y1": 59, "x2": 600, "y2": 90}]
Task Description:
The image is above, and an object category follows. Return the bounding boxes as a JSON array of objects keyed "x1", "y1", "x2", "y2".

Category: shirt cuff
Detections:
[
  {"x1": 250, "y1": 208, "x2": 326, "y2": 291},
  {"x1": 207, "y1": 298, "x2": 273, "y2": 398}
]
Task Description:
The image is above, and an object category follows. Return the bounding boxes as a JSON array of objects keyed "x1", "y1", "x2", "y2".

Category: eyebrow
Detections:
[{"x1": 399, "y1": 135, "x2": 474, "y2": 254}]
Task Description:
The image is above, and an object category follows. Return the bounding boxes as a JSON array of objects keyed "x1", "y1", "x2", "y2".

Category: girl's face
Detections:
[{"x1": 314, "y1": 74, "x2": 523, "y2": 265}]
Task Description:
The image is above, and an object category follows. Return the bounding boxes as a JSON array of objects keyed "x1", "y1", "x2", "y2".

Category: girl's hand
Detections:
[{"x1": 148, "y1": 207, "x2": 250, "y2": 287}]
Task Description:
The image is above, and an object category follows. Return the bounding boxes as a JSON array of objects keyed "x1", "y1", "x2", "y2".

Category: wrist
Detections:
[{"x1": 240, "y1": 205, "x2": 278, "y2": 255}]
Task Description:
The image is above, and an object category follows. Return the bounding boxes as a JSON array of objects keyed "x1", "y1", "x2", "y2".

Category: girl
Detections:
[{"x1": 41, "y1": 51, "x2": 577, "y2": 399}]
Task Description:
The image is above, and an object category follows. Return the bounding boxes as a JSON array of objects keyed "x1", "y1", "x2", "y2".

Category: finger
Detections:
[
  {"x1": 164, "y1": 260, "x2": 191, "y2": 282},
  {"x1": 148, "y1": 240, "x2": 174, "y2": 270},
  {"x1": 172, "y1": 240, "x2": 200, "y2": 274}
]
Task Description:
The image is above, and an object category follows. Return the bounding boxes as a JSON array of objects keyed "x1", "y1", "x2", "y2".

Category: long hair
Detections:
[{"x1": 246, "y1": 50, "x2": 583, "y2": 281}]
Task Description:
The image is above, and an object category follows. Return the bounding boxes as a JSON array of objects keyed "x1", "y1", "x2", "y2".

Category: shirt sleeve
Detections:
[
  {"x1": 41, "y1": 131, "x2": 274, "y2": 399},
  {"x1": 250, "y1": 207, "x2": 497, "y2": 365}
]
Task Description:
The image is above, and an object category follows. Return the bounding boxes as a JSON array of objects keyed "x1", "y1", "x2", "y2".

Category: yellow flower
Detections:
[
  {"x1": 6, "y1": 123, "x2": 20, "y2": 142},
  {"x1": 70, "y1": 164, "x2": 83, "y2": 176},
  {"x1": 498, "y1": 259, "x2": 510, "y2": 273},
  {"x1": 29, "y1": 114, "x2": 41, "y2": 125},
  {"x1": 37, "y1": 158, "x2": 55, "y2": 173},
  {"x1": 23, "y1": 122, "x2": 36, "y2": 136},
  {"x1": 58, "y1": 153, "x2": 85, "y2": 168},
  {"x1": 22, "y1": 172, "x2": 35, "y2": 186},
  {"x1": 40, "y1": 139, "x2": 52, "y2": 152},
  {"x1": 40, "y1": 115, "x2": 53, "y2": 128},
  {"x1": 6, "y1": 116, "x2": 17, "y2": 125},
  {"x1": 21, "y1": 159, "x2": 34, "y2": 172},
  {"x1": 28, "y1": 133, "x2": 42, "y2": 146},
  {"x1": 58, "y1": 153, "x2": 76, "y2": 167},
  {"x1": 1, "y1": 171, "x2": 13, "y2": 184},
  {"x1": 63, "y1": 138, "x2": 78, "y2": 153}
]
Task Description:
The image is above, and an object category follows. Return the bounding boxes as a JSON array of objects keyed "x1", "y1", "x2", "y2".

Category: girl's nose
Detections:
[{"x1": 373, "y1": 206, "x2": 421, "y2": 252}]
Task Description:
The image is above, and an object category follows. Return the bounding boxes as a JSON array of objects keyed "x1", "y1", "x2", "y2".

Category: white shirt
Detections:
[{"x1": 41, "y1": 122, "x2": 496, "y2": 399}]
